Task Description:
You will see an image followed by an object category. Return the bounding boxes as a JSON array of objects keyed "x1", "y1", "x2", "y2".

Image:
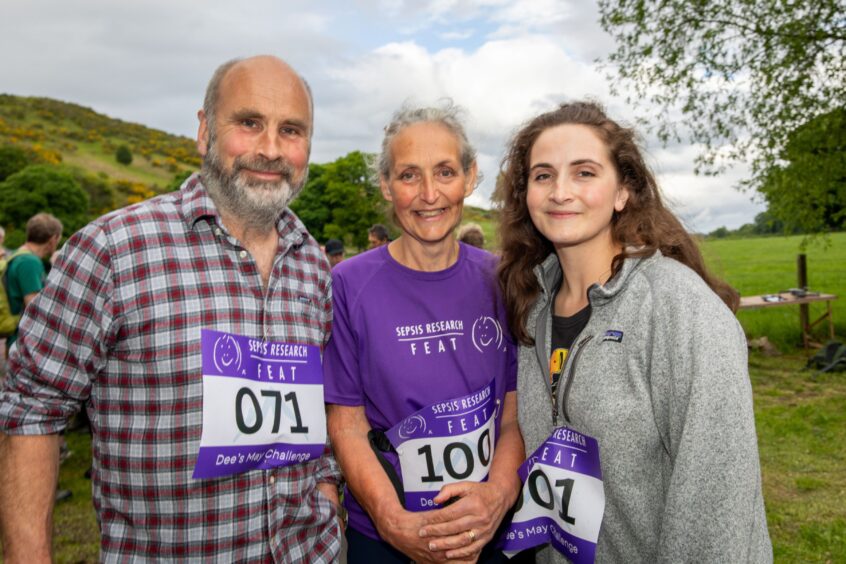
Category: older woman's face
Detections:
[{"x1": 381, "y1": 121, "x2": 476, "y2": 248}]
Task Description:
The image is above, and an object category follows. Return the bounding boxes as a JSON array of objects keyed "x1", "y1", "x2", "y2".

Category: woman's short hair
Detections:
[{"x1": 376, "y1": 99, "x2": 478, "y2": 183}]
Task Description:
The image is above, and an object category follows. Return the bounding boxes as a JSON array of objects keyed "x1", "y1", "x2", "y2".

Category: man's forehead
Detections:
[{"x1": 217, "y1": 57, "x2": 311, "y2": 119}]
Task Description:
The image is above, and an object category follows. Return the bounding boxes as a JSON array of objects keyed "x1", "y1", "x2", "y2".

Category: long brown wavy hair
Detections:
[{"x1": 497, "y1": 101, "x2": 739, "y2": 346}]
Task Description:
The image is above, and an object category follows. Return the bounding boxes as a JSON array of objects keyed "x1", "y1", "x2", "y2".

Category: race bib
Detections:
[
  {"x1": 193, "y1": 329, "x2": 327, "y2": 479},
  {"x1": 501, "y1": 427, "x2": 605, "y2": 563},
  {"x1": 385, "y1": 381, "x2": 498, "y2": 511}
]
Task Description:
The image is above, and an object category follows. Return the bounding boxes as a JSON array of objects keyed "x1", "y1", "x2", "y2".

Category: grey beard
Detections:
[{"x1": 201, "y1": 142, "x2": 307, "y2": 232}]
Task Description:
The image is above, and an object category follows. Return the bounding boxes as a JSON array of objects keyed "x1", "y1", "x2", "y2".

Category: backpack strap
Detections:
[{"x1": 367, "y1": 429, "x2": 406, "y2": 509}]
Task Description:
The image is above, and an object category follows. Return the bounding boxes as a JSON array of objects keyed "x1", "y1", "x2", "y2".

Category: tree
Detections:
[
  {"x1": 115, "y1": 145, "x2": 133, "y2": 165},
  {"x1": 0, "y1": 145, "x2": 30, "y2": 182},
  {"x1": 599, "y1": 0, "x2": 845, "y2": 207},
  {"x1": 759, "y1": 108, "x2": 845, "y2": 234},
  {"x1": 0, "y1": 165, "x2": 90, "y2": 247},
  {"x1": 291, "y1": 151, "x2": 386, "y2": 250}
]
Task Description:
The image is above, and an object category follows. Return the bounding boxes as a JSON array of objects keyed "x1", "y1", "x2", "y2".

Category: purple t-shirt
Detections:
[{"x1": 324, "y1": 243, "x2": 517, "y2": 540}]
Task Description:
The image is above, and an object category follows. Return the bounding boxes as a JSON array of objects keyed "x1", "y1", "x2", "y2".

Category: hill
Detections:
[
  {"x1": 0, "y1": 94, "x2": 197, "y2": 202},
  {"x1": 0, "y1": 93, "x2": 495, "y2": 231}
]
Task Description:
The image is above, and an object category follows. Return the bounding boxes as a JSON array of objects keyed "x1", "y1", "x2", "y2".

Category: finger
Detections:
[
  {"x1": 444, "y1": 537, "x2": 486, "y2": 561},
  {"x1": 433, "y1": 482, "x2": 474, "y2": 505},
  {"x1": 426, "y1": 528, "x2": 479, "y2": 552},
  {"x1": 420, "y1": 514, "x2": 479, "y2": 539}
]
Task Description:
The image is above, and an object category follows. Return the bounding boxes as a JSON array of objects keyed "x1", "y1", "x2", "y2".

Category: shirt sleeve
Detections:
[
  {"x1": 651, "y1": 281, "x2": 771, "y2": 561},
  {"x1": 322, "y1": 270, "x2": 364, "y2": 406},
  {"x1": 314, "y1": 275, "x2": 342, "y2": 485},
  {"x1": 10, "y1": 256, "x2": 45, "y2": 312},
  {"x1": 0, "y1": 224, "x2": 116, "y2": 435}
]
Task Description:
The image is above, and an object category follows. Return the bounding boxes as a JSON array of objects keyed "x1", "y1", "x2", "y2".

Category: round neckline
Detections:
[{"x1": 380, "y1": 241, "x2": 467, "y2": 281}]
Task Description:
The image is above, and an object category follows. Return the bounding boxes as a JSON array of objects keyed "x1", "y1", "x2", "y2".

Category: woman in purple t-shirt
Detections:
[{"x1": 325, "y1": 102, "x2": 525, "y2": 564}]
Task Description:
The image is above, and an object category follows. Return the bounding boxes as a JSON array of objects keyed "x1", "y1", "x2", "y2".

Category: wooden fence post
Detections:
[{"x1": 798, "y1": 253, "x2": 809, "y2": 348}]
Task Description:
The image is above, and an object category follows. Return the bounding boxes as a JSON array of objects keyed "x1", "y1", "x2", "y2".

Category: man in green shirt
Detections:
[{"x1": 6, "y1": 213, "x2": 63, "y2": 349}]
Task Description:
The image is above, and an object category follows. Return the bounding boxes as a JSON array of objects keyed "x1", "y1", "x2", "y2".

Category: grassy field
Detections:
[
  {"x1": 701, "y1": 233, "x2": 846, "y2": 351},
  {"x1": 11, "y1": 234, "x2": 846, "y2": 562}
]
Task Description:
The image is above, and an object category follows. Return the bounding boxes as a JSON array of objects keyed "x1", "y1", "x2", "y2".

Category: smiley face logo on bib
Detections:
[{"x1": 213, "y1": 334, "x2": 242, "y2": 373}]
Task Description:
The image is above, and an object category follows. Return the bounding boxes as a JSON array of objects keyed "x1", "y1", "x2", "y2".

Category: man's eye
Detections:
[
  {"x1": 438, "y1": 168, "x2": 456, "y2": 178},
  {"x1": 399, "y1": 171, "x2": 417, "y2": 181},
  {"x1": 281, "y1": 126, "x2": 300, "y2": 136},
  {"x1": 241, "y1": 119, "x2": 259, "y2": 128}
]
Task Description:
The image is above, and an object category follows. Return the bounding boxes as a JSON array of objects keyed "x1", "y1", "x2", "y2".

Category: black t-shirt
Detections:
[{"x1": 550, "y1": 305, "x2": 591, "y2": 395}]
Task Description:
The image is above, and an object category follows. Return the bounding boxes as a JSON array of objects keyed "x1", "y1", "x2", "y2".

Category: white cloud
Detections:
[{"x1": 0, "y1": 0, "x2": 762, "y2": 232}]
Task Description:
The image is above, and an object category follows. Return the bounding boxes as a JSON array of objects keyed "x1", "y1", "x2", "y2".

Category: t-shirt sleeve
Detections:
[
  {"x1": 13, "y1": 256, "x2": 45, "y2": 306},
  {"x1": 322, "y1": 270, "x2": 364, "y2": 406}
]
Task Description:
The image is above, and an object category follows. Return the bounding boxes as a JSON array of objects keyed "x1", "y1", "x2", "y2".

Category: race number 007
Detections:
[
  {"x1": 235, "y1": 388, "x2": 308, "y2": 435},
  {"x1": 418, "y1": 428, "x2": 492, "y2": 482}
]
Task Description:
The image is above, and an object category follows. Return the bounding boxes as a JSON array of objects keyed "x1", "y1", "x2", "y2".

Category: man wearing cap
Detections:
[{"x1": 325, "y1": 239, "x2": 345, "y2": 268}]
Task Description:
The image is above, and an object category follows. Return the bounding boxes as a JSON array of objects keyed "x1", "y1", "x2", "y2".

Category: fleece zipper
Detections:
[{"x1": 560, "y1": 335, "x2": 593, "y2": 424}]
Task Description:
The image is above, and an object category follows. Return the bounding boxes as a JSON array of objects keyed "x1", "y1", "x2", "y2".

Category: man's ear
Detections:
[{"x1": 196, "y1": 109, "x2": 209, "y2": 157}]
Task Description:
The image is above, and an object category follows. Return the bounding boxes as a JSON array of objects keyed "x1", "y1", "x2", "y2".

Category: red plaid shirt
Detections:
[{"x1": 1, "y1": 174, "x2": 342, "y2": 562}]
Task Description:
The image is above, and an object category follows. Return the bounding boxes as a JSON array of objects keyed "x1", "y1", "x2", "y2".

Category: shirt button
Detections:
[
  {"x1": 214, "y1": 228, "x2": 222, "y2": 236},
  {"x1": 239, "y1": 250, "x2": 247, "y2": 259},
  {"x1": 269, "y1": 475, "x2": 276, "y2": 484}
]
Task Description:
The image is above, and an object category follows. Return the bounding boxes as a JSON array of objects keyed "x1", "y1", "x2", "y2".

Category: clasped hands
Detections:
[{"x1": 376, "y1": 480, "x2": 511, "y2": 564}]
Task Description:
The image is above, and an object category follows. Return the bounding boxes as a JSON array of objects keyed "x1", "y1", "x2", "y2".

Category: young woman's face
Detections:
[
  {"x1": 381, "y1": 121, "x2": 476, "y2": 247},
  {"x1": 526, "y1": 124, "x2": 628, "y2": 251}
]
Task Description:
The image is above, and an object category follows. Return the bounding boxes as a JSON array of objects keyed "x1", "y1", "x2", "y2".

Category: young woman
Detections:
[
  {"x1": 324, "y1": 103, "x2": 525, "y2": 563},
  {"x1": 497, "y1": 101, "x2": 772, "y2": 563}
]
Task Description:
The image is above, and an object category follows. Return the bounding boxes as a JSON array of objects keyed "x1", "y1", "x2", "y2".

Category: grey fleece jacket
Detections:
[{"x1": 517, "y1": 251, "x2": 772, "y2": 563}]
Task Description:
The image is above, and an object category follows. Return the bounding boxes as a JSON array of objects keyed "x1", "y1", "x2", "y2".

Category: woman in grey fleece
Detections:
[{"x1": 496, "y1": 101, "x2": 772, "y2": 563}]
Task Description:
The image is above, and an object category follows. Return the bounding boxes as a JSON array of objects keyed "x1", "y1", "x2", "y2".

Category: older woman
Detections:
[{"x1": 325, "y1": 103, "x2": 525, "y2": 564}]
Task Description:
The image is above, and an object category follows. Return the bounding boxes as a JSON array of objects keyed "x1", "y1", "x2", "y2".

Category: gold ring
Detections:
[{"x1": 467, "y1": 529, "x2": 476, "y2": 543}]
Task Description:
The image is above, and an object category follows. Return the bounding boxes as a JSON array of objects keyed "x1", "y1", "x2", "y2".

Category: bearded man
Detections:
[{"x1": 0, "y1": 56, "x2": 342, "y2": 563}]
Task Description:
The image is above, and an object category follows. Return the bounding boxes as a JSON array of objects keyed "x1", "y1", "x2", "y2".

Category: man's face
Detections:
[
  {"x1": 328, "y1": 253, "x2": 344, "y2": 268},
  {"x1": 368, "y1": 233, "x2": 383, "y2": 249},
  {"x1": 197, "y1": 57, "x2": 312, "y2": 229}
]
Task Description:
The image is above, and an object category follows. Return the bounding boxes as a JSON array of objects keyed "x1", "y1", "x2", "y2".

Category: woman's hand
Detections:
[
  {"x1": 375, "y1": 507, "x2": 452, "y2": 563},
  {"x1": 416, "y1": 480, "x2": 513, "y2": 561}
]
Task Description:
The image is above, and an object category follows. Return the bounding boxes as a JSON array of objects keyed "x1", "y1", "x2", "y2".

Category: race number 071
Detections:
[{"x1": 235, "y1": 387, "x2": 308, "y2": 435}]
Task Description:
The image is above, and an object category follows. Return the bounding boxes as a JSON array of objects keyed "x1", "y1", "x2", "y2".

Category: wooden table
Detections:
[{"x1": 738, "y1": 292, "x2": 838, "y2": 350}]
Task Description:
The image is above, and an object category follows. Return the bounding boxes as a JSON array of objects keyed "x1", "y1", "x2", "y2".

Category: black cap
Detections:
[{"x1": 325, "y1": 239, "x2": 344, "y2": 256}]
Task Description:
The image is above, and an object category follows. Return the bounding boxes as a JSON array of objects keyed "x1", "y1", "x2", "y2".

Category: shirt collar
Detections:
[{"x1": 179, "y1": 172, "x2": 308, "y2": 249}]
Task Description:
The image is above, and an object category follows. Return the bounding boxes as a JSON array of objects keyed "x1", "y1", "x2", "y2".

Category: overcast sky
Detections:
[{"x1": 1, "y1": 0, "x2": 765, "y2": 232}]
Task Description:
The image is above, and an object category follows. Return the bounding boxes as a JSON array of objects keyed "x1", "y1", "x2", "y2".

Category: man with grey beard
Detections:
[{"x1": 0, "y1": 56, "x2": 342, "y2": 563}]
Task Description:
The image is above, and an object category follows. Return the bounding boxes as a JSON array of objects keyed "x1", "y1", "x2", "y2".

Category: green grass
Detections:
[{"x1": 701, "y1": 233, "x2": 846, "y2": 351}]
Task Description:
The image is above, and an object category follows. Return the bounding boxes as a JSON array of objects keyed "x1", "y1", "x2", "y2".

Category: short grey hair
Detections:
[
  {"x1": 377, "y1": 99, "x2": 478, "y2": 184},
  {"x1": 201, "y1": 57, "x2": 315, "y2": 142}
]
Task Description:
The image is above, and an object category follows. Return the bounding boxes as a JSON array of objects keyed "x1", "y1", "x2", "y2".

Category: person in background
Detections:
[
  {"x1": 367, "y1": 223, "x2": 390, "y2": 249},
  {"x1": 456, "y1": 223, "x2": 484, "y2": 249},
  {"x1": 0, "y1": 55, "x2": 342, "y2": 562},
  {"x1": 4, "y1": 213, "x2": 63, "y2": 351},
  {"x1": 325, "y1": 238, "x2": 345, "y2": 268},
  {"x1": 496, "y1": 100, "x2": 772, "y2": 563}
]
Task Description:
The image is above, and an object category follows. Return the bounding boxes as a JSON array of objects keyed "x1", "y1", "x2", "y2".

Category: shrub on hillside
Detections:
[
  {"x1": 116, "y1": 145, "x2": 133, "y2": 165},
  {"x1": 0, "y1": 164, "x2": 90, "y2": 247},
  {"x1": 0, "y1": 145, "x2": 30, "y2": 182}
]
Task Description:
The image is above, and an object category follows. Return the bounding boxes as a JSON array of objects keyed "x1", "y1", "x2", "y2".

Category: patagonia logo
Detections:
[{"x1": 602, "y1": 330, "x2": 624, "y2": 343}]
